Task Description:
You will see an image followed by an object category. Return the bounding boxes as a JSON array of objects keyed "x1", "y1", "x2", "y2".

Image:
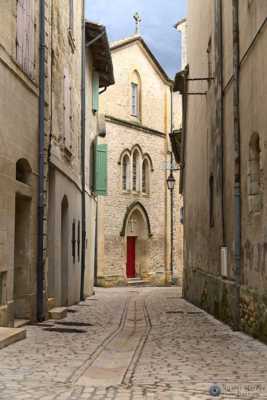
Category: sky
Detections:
[{"x1": 85, "y1": 0, "x2": 187, "y2": 79}]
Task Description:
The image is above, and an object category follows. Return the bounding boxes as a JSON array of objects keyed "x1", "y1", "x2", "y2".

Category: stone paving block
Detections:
[
  {"x1": 0, "y1": 327, "x2": 26, "y2": 349},
  {"x1": 48, "y1": 307, "x2": 67, "y2": 319}
]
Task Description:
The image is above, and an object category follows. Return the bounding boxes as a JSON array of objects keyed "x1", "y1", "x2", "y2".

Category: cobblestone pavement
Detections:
[{"x1": 1, "y1": 287, "x2": 267, "y2": 399}]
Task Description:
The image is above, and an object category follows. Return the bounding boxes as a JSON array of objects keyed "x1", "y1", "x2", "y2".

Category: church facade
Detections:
[{"x1": 97, "y1": 33, "x2": 180, "y2": 286}]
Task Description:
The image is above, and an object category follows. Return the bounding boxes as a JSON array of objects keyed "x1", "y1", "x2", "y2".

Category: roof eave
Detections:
[{"x1": 85, "y1": 21, "x2": 115, "y2": 88}]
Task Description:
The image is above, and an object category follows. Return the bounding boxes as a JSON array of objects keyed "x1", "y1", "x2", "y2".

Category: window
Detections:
[
  {"x1": 131, "y1": 83, "x2": 138, "y2": 116},
  {"x1": 77, "y1": 221, "x2": 80, "y2": 263},
  {"x1": 120, "y1": 147, "x2": 152, "y2": 195},
  {"x1": 122, "y1": 155, "x2": 130, "y2": 191},
  {"x1": 92, "y1": 72, "x2": 100, "y2": 113},
  {"x1": 132, "y1": 150, "x2": 140, "y2": 191},
  {"x1": 209, "y1": 175, "x2": 214, "y2": 227},
  {"x1": 142, "y1": 159, "x2": 149, "y2": 194},
  {"x1": 16, "y1": 0, "x2": 35, "y2": 78},
  {"x1": 248, "y1": 133, "x2": 262, "y2": 213},
  {"x1": 72, "y1": 220, "x2": 76, "y2": 263}
]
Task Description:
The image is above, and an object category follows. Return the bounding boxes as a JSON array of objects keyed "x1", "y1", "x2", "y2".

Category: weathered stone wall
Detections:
[
  {"x1": 47, "y1": 0, "x2": 84, "y2": 306},
  {"x1": 100, "y1": 41, "x2": 171, "y2": 134},
  {"x1": 0, "y1": 1, "x2": 41, "y2": 325},
  {"x1": 184, "y1": 0, "x2": 267, "y2": 340},
  {"x1": 98, "y1": 120, "x2": 168, "y2": 286},
  {"x1": 97, "y1": 37, "x2": 184, "y2": 287}
]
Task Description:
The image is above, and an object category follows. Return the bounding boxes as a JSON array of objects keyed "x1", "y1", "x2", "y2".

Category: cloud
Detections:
[{"x1": 85, "y1": 0, "x2": 186, "y2": 78}]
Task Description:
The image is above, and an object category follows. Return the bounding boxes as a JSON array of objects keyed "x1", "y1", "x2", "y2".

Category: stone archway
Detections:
[{"x1": 122, "y1": 203, "x2": 152, "y2": 280}]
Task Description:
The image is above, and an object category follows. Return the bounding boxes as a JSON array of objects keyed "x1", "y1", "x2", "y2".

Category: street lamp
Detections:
[
  {"x1": 167, "y1": 170, "x2": 176, "y2": 284},
  {"x1": 167, "y1": 173, "x2": 176, "y2": 190}
]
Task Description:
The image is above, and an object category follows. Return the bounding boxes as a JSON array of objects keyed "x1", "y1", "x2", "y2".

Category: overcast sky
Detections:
[{"x1": 85, "y1": 0, "x2": 187, "y2": 79}]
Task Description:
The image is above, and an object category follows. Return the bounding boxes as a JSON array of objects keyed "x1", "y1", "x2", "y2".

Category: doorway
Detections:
[
  {"x1": 127, "y1": 237, "x2": 136, "y2": 278},
  {"x1": 14, "y1": 194, "x2": 31, "y2": 318},
  {"x1": 61, "y1": 196, "x2": 69, "y2": 306}
]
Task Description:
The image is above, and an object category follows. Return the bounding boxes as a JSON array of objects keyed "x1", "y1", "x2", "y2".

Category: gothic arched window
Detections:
[
  {"x1": 122, "y1": 154, "x2": 130, "y2": 191},
  {"x1": 142, "y1": 159, "x2": 150, "y2": 194},
  {"x1": 131, "y1": 70, "x2": 141, "y2": 118},
  {"x1": 132, "y1": 150, "x2": 140, "y2": 191}
]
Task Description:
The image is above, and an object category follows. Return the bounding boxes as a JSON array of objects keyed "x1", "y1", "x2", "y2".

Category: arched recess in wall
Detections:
[
  {"x1": 248, "y1": 132, "x2": 263, "y2": 213},
  {"x1": 16, "y1": 158, "x2": 32, "y2": 185},
  {"x1": 142, "y1": 158, "x2": 150, "y2": 194},
  {"x1": 120, "y1": 201, "x2": 152, "y2": 237},
  {"x1": 130, "y1": 69, "x2": 142, "y2": 119},
  {"x1": 122, "y1": 152, "x2": 130, "y2": 191},
  {"x1": 132, "y1": 148, "x2": 141, "y2": 192}
]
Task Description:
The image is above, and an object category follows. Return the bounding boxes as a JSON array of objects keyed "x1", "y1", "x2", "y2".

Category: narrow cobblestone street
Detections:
[{"x1": 1, "y1": 287, "x2": 267, "y2": 400}]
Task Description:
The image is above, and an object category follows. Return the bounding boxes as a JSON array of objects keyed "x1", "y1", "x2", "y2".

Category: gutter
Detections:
[
  {"x1": 232, "y1": 0, "x2": 241, "y2": 331},
  {"x1": 37, "y1": 0, "x2": 46, "y2": 321},
  {"x1": 80, "y1": 0, "x2": 86, "y2": 301}
]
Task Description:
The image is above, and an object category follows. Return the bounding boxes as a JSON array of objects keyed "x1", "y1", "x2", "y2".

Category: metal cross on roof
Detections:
[{"x1": 133, "y1": 12, "x2": 142, "y2": 34}]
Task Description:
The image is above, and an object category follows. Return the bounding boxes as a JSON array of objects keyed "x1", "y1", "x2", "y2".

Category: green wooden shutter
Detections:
[
  {"x1": 95, "y1": 144, "x2": 108, "y2": 196},
  {"x1": 92, "y1": 71, "x2": 99, "y2": 112}
]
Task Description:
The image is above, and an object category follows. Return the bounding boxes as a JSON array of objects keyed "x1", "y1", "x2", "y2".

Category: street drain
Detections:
[
  {"x1": 44, "y1": 327, "x2": 86, "y2": 333},
  {"x1": 29, "y1": 323, "x2": 55, "y2": 327},
  {"x1": 56, "y1": 321, "x2": 93, "y2": 327},
  {"x1": 67, "y1": 309, "x2": 78, "y2": 313}
]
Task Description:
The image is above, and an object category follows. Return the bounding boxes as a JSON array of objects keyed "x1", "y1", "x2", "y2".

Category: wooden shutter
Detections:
[
  {"x1": 92, "y1": 72, "x2": 99, "y2": 113},
  {"x1": 94, "y1": 144, "x2": 108, "y2": 196},
  {"x1": 16, "y1": 0, "x2": 34, "y2": 78},
  {"x1": 16, "y1": 0, "x2": 26, "y2": 67},
  {"x1": 64, "y1": 69, "x2": 71, "y2": 151},
  {"x1": 28, "y1": 0, "x2": 35, "y2": 77}
]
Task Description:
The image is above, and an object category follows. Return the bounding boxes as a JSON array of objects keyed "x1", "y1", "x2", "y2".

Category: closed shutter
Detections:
[
  {"x1": 16, "y1": 0, "x2": 35, "y2": 78},
  {"x1": 94, "y1": 144, "x2": 108, "y2": 196},
  {"x1": 28, "y1": 0, "x2": 35, "y2": 77},
  {"x1": 63, "y1": 69, "x2": 71, "y2": 150},
  {"x1": 16, "y1": 0, "x2": 26, "y2": 67},
  {"x1": 92, "y1": 71, "x2": 99, "y2": 113}
]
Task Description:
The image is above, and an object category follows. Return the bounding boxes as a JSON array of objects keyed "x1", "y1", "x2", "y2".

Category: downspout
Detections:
[
  {"x1": 37, "y1": 0, "x2": 46, "y2": 321},
  {"x1": 232, "y1": 0, "x2": 241, "y2": 331},
  {"x1": 217, "y1": 0, "x2": 225, "y2": 246},
  {"x1": 80, "y1": 0, "x2": 86, "y2": 301},
  {"x1": 170, "y1": 87, "x2": 174, "y2": 282}
]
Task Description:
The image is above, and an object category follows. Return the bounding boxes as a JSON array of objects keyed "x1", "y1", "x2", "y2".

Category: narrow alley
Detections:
[{"x1": 0, "y1": 287, "x2": 267, "y2": 400}]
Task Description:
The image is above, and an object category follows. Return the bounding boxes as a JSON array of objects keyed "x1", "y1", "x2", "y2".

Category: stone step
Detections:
[
  {"x1": 128, "y1": 278, "x2": 146, "y2": 286},
  {"x1": 0, "y1": 327, "x2": 26, "y2": 350},
  {"x1": 48, "y1": 307, "x2": 67, "y2": 320},
  {"x1": 14, "y1": 319, "x2": 30, "y2": 328}
]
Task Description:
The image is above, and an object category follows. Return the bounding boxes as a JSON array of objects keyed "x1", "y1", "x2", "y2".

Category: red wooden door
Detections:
[{"x1": 127, "y1": 237, "x2": 136, "y2": 278}]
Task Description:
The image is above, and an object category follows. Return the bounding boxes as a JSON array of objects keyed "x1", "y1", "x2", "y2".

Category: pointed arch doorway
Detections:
[{"x1": 121, "y1": 202, "x2": 152, "y2": 280}]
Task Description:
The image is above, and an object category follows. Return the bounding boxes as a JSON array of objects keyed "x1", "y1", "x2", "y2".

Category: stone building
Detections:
[
  {"x1": 175, "y1": 0, "x2": 267, "y2": 340},
  {"x1": 0, "y1": 0, "x2": 40, "y2": 326},
  {"x1": 96, "y1": 29, "x2": 183, "y2": 287},
  {"x1": 0, "y1": 0, "x2": 114, "y2": 327},
  {"x1": 46, "y1": 6, "x2": 114, "y2": 310}
]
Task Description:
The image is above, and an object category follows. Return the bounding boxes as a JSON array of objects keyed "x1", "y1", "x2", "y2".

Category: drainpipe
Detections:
[
  {"x1": 232, "y1": 0, "x2": 241, "y2": 331},
  {"x1": 37, "y1": 0, "x2": 46, "y2": 321},
  {"x1": 80, "y1": 0, "x2": 86, "y2": 301},
  {"x1": 170, "y1": 87, "x2": 174, "y2": 283}
]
